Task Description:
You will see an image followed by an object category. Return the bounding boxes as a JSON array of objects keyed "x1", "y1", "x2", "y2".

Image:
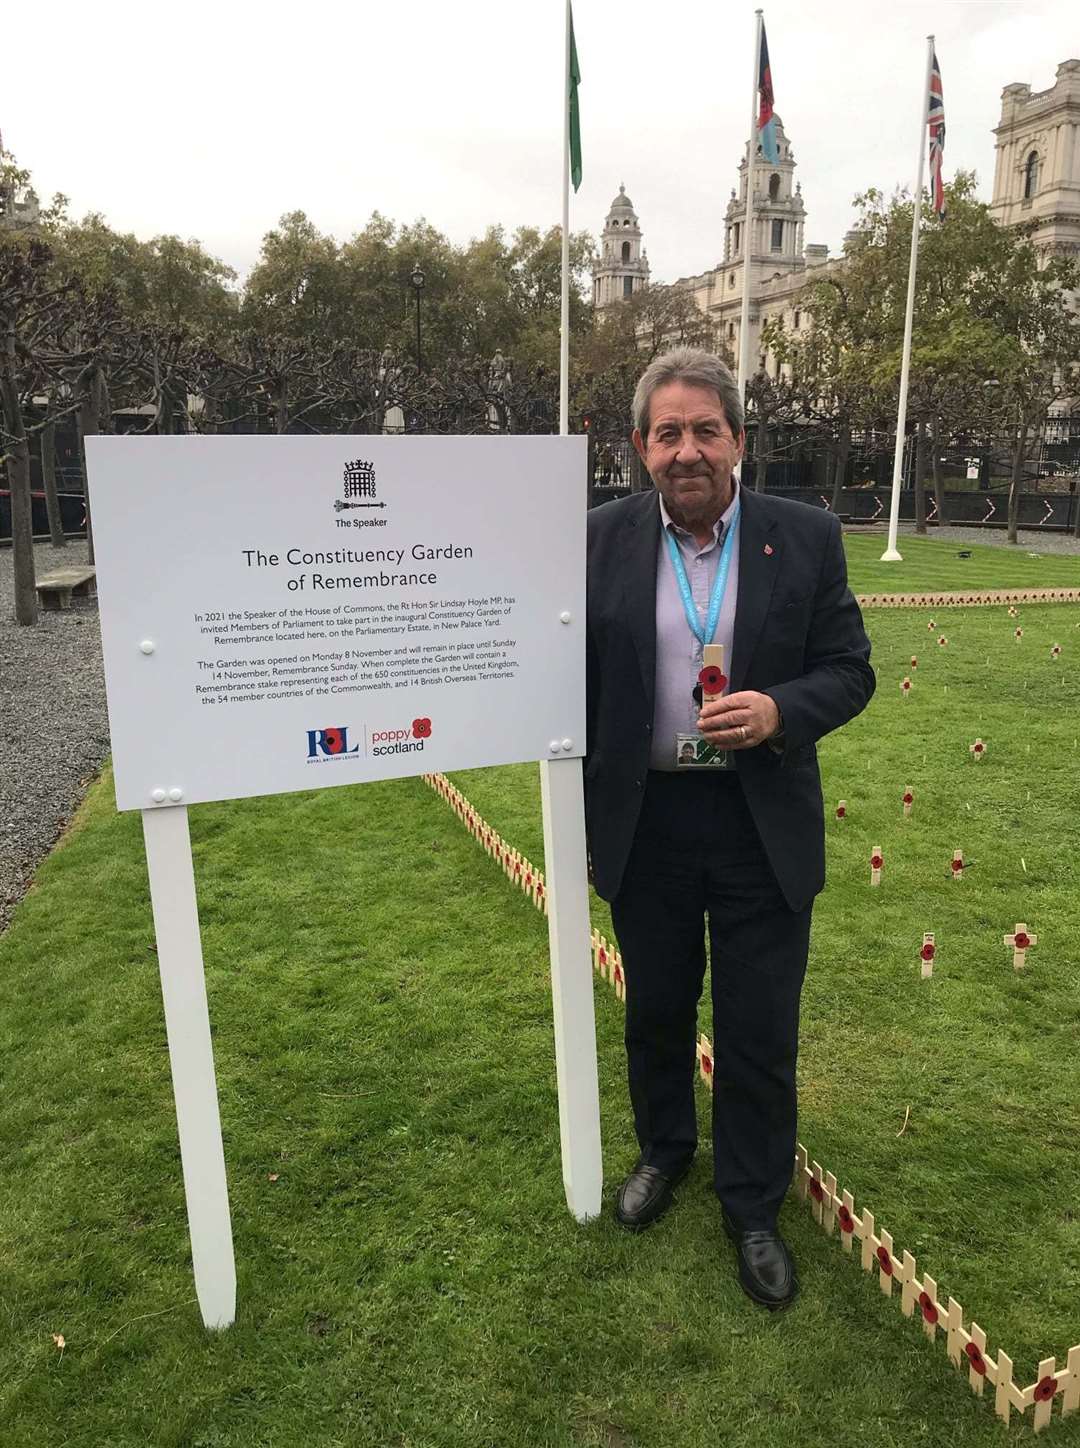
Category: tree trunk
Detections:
[
  {"x1": 41, "y1": 420, "x2": 66, "y2": 547},
  {"x1": 754, "y1": 412, "x2": 769, "y2": 492},
  {"x1": 1, "y1": 326, "x2": 38, "y2": 624},
  {"x1": 1007, "y1": 421, "x2": 1027, "y2": 546},
  {"x1": 1073, "y1": 479, "x2": 1080, "y2": 539},
  {"x1": 275, "y1": 378, "x2": 289, "y2": 435},
  {"x1": 929, "y1": 411, "x2": 948, "y2": 526},
  {"x1": 830, "y1": 428, "x2": 850, "y2": 512},
  {"x1": 913, "y1": 420, "x2": 927, "y2": 535}
]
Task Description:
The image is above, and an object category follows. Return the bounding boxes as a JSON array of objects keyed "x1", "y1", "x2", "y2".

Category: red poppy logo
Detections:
[
  {"x1": 964, "y1": 1342, "x2": 987, "y2": 1375},
  {"x1": 323, "y1": 728, "x2": 345, "y2": 754},
  {"x1": 698, "y1": 665, "x2": 727, "y2": 694},
  {"x1": 412, "y1": 718, "x2": 432, "y2": 739}
]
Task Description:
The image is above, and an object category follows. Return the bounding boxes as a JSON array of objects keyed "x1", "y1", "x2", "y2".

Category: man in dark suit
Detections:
[{"x1": 585, "y1": 347, "x2": 874, "y2": 1310}]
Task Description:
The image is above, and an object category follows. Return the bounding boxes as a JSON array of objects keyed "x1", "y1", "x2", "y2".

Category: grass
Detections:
[
  {"x1": 2, "y1": 536, "x2": 1080, "y2": 1445},
  {"x1": 842, "y1": 531, "x2": 1080, "y2": 595}
]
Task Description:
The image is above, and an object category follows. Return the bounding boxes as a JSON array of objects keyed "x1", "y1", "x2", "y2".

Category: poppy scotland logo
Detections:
[
  {"x1": 369, "y1": 718, "x2": 434, "y2": 756},
  {"x1": 412, "y1": 717, "x2": 432, "y2": 739},
  {"x1": 307, "y1": 726, "x2": 360, "y2": 761}
]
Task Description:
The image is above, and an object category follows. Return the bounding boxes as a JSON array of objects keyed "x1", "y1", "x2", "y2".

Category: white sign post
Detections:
[{"x1": 87, "y1": 435, "x2": 602, "y2": 1328}]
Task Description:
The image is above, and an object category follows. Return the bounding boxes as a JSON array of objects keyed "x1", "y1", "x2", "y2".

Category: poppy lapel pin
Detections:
[{"x1": 764, "y1": 543, "x2": 774, "y2": 556}]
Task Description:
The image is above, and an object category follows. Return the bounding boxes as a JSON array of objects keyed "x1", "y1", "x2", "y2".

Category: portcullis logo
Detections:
[{"x1": 306, "y1": 726, "x2": 361, "y2": 762}]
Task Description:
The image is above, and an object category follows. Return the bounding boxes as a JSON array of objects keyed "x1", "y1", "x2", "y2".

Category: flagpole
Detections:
[
  {"x1": 882, "y1": 35, "x2": 935, "y2": 563},
  {"x1": 559, "y1": 0, "x2": 571, "y2": 438},
  {"x1": 736, "y1": 9, "x2": 764, "y2": 407}
]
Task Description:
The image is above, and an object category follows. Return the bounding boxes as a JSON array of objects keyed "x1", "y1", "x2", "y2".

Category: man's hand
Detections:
[{"x1": 697, "y1": 690, "x2": 780, "y2": 750}]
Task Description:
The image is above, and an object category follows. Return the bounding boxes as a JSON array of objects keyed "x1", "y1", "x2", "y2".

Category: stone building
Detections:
[
  {"x1": 601, "y1": 61, "x2": 1080, "y2": 379},
  {"x1": 990, "y1": 59, "x2": 1080, "y2": 275},
  {"x1": 592, "y1": 183, "x2": 650, "y2": 308}
]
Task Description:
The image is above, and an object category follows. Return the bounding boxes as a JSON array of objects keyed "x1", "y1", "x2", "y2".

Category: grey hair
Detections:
[{"x1": 631, "y1": 347, "x2": 744, "y2": 440}]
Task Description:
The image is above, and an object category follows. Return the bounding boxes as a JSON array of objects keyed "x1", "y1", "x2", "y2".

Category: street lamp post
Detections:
[{"x1": 410, "y1": 264, "x2": 425, "y2": 371}]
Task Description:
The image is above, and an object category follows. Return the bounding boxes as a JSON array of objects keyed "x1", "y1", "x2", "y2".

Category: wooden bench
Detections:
[{"x1": 35, "y1": 567, "x2": 97, "y2": 611}]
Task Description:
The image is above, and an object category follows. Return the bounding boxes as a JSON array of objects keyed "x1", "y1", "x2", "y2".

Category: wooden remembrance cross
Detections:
[{"x1": 86, "y1": 435, "x2": 602, "y2": 1330}]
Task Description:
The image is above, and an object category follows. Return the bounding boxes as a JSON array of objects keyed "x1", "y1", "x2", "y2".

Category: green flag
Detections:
[{"x1": 569, "y1": 6, "x2": 582, "y2": 192}]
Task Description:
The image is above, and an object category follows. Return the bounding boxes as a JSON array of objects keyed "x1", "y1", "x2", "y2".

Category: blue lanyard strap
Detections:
[{"x1": 663, "y1": 502, "x2": 741, "y2": 647}]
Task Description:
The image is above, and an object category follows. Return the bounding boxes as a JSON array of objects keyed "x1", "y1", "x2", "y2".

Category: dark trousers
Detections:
[{"x1": 610, "y1": 769, "x2": 812, "y2": 1230}]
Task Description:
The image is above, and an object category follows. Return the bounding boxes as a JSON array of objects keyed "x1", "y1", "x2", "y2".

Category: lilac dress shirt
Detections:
[{"x1": 649, "y1": 483, "x2": 741, "y2": 771}]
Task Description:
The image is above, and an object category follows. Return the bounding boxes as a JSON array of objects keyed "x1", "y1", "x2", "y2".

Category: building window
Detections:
[
  {"x1": 771, "y1": 219, "x2": 784, "y2": 251},
  {"x1": 793, "y1": 310, "x2": 801, "y2": 329},
  {"x1": 728, "y1": 273, "x2": 735, "y2": 288},
  {"x1": 623, "y1": 276, "x2": 633, "y2": 299},
  {"x1": 769, "y1": 173, "x2": 780, "y2": 200},
  {"x1": 728, "y1": 323, "x2": 735, "y2": 339},
  {"x1": 621, "y1": 240, "x2": 630, "y2": 263},
  {"x1": 1024, "y1": 150, "x2": 1040, "y2": 199},
  {"x1": 733, "y1": 222, "x2": 741, "y2": 254}
]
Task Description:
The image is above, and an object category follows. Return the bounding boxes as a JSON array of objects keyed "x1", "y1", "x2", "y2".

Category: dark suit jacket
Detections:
[{"x1": 584, "y1": 486, "x2": 875, "y2": 912}]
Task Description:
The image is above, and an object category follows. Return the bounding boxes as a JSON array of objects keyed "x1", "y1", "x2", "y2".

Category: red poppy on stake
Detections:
[
  {"x1": 1013, "y1": 930, "x2": 1031, "y2": 950},
  {"x1": 918, "y1": 1291, "x2": 939, "y2": 1326},
  {"x1": 836, "y1": 802, "x2": 847, "y2": 819},
  {"x1": 1035, "y1": 1376, "x2": 1060, "y2": 1403},
  {"x1": 920, "y1": 942, "x2": 936, "y2": 962},
  {"x1": 837, "y1": 1204, "x2": 855, "y2": 1233},
  {"x1": 964, "y1": 1342, "x2": 987, "y2": 1375},
  {"x1": 870, "y1": 853, "x2": 884, "y2": 870},
  {"x1": 808, "y1": 1178, "x2": 824, "y2": 1202},
  {"x1": 876, "y1": 1246, "x2": 894, "y2": 1275},
  {"x1": 698, "y1": 665, "x2": 727, "y2": 695}
]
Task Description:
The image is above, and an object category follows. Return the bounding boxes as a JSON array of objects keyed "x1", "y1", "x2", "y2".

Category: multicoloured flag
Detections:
[
  {"x1": 569, "y1": 5, "x2": 582, "y2": 192},
  {"x1": 757, "y1": 21, "x2": 778, "y2": 164},
  {"x1": 928, "y1": 49, "x2": 946, "y2": 220}
]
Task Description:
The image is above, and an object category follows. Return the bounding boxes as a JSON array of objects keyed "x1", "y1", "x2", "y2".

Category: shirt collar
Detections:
[{"x1": 658, "y1": 478, "x2": 740, "y2": 544}]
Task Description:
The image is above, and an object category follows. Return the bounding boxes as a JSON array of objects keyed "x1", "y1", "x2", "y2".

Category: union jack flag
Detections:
[{"x1": 928, "y1": 49, "x2": 946, "y2": 221}]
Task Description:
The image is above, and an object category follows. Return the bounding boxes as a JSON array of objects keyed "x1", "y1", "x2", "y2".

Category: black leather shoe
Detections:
[
  {"x1": 722, "y1": 1207, "x2": 798, "y2": 1309},
  {"x1": 614, "y1": 1160, "x2": 691, "y2": 1230}
]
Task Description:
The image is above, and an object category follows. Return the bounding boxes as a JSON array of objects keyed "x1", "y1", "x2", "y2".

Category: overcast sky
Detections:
[{"x1": 5, "y1": 1, "x2": 1076, "y2": 288}]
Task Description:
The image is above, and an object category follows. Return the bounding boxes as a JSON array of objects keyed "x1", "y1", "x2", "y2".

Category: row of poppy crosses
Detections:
[{"x1": 422, "y1": 768, "x2": 1080, "y2": 1435}]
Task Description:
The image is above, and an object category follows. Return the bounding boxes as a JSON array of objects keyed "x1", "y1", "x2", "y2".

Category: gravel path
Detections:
[
  {"x1": 848, "y1": 520, "x2": 1080, "y2": 556},
  {"x1": 1, "y1": 541, "x2": 110, "y2": 932}
]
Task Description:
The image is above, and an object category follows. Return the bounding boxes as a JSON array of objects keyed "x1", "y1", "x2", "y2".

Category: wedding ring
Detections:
[{"x1": 739, "y1": 725, "x2": 748, "y2": 743}]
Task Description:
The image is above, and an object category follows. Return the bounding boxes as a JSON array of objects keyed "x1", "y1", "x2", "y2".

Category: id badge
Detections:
[{"x1": 675, "y1": 733, "x2": 730, "y2": 769}]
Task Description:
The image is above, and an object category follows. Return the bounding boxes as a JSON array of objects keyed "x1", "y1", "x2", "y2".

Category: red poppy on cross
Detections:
[
  {"x1": 969, "y1": 739, "x2": 986, "y2": 761},
  {"x1": 1004, "y1": 923, "x2": 1037, "y2": 969}
]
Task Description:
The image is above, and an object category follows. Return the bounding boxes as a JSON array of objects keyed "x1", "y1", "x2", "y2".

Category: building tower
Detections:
[
  {"x1": 593, "y1": 183, "x2": 650, "y2": 308},
  {"x1": 990, "y1": 60, "x2": 1080, "y2": 270},
  {"x1": 722, "y1": 114, "x2": 807, "y2": 292}
]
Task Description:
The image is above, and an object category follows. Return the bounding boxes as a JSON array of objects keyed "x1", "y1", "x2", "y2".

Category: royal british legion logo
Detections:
[{"x1": 307, "y1": 726, "x2": 360, "y2": 761}]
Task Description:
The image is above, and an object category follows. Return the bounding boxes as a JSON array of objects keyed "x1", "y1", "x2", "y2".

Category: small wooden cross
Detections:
[
  {"x1": 969, "y1": 738, "x2": 986, "y2": 762},
  {"x1": 900, "y1": 676, "x2": 912, "y2": 698},
  {"x1": 950, "y1": 848, "x2": 964, "y2": 880},
  {"x1": 928, "y1": 619, "x2": 936, "y2": 630},
  {"x1": 910, "y1": 655, "x2": 918, "y2": 669},
  {"x1": 700, "y1": 643, "x2": 727, "y2": 699},
  {"x1": 920, "y1": 932, "x2": 936, "y2": 979},
  {"x1": 902, "y1": 786, "x2": 914, "y2": 816},
  {"x1": 1052, "y1": 644, "x2": 1062, "y2": 659},
  {"x1": 835, "y1": 800, "x2": 847, "y2": 820},
  {"x1": 938, "y1": 635, "x2": 948, "y2": 647},
  {"x1": 870, "y1": 845, "x2": 884, "y2": 886},
  {"x1": 1015, "y1": 627, "x2": 1023, "y2": 640},
  {"x1": 697, "y1": 1033, "x2": 714, "y2": 1086},
  {"x1": 1004, "y1": 923, "x2": 1037, "y2": 970}
]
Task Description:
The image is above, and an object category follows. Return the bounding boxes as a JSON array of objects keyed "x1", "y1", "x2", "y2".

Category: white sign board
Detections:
[{"x1": 87, "y1": 436, "x2": 586, "y2": 810}]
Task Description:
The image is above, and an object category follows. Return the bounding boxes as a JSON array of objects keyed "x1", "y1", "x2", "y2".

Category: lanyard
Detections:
[{"x1": 663, "y1": 503, "x2": 740, "y2": 647}]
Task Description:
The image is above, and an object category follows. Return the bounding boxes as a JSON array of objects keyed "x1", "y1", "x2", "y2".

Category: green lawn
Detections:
[
  {"x1": 3, "y1": 536, "x2": 1080, "y2": 1445},
  {"x1": 843, "y1": 531, "x2": 1080, "y2": 594}
]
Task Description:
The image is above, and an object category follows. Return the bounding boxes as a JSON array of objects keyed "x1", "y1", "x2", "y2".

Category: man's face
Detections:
[{"x1": 632, "y1": 380, "x2": 745, "y2": 526}]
